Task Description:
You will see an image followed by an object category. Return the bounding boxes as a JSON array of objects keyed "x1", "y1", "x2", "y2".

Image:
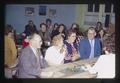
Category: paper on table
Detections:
[{"x1": 41, "y1": 71, "x2": 54, "y2": 78}]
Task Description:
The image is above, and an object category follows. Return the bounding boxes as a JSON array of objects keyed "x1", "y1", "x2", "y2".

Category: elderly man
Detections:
[
  {"x1": 79, "y1": 27, "x2": 102, "y2": 59},
  {"x1": 86, "y1": 33, "x2": 115, "y2": 78},
  {"x1": 17, "y1": 33, "x2": 46, "y2": 78}
]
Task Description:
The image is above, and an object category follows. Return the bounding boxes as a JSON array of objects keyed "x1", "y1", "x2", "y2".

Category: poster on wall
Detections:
[
  {"x1": 48, "y1": 9, "x2": 57, "y2": 18},
  {"x1": 84, "y1": 14, "x2": 98, "y2": 26},
  {"x1": 39, "y1": 6, "x2": 47, "y2": 15},
  {"x1": 25, "y1": 7, "x2": 34, "y2": 16}
]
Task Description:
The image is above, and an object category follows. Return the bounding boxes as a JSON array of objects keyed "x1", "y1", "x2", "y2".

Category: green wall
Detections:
[{"x1": 75, "y1": 4, "x2": 87, "y2": 29}]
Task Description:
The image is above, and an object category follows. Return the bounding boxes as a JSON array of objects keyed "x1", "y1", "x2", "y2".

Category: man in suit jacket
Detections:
[
  {"x1": 17, "y1": 33, "x2": 44, "y2": 78},
  {"x1": 79, "y1": 27, "x2": 101, "y2": 59}
]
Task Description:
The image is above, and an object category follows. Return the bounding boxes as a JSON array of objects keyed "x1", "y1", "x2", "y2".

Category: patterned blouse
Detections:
[
  {"x1": 102, "y1": 33, "x2": 115, "y2": 53},
  {"x1": 64, "y1": 40, "x2": 79, "y2": 63}
]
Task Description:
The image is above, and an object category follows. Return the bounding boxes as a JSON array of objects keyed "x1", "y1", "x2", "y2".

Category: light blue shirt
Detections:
[{"x1": 89, "y1": 39, "x2": 95, "y2": 59}]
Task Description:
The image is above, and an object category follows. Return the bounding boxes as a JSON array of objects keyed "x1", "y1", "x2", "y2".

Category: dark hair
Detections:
[
  {"x1": 98, "y1": 29, "x2": 106, "y2": 36},
  {"x1": 5, "y1": 24, "x2": 14, "y2": 35},
  {"x1": 71, "y1": 23, "x2": 83, "y2": 36},
  {"x1": 96, "y1": 21, "x2": 103, "y2": 31},
  {"x1": 58, "y1": 24, "x2": 66, "y2": 29},
  {"x1": 87, "y1": 27, "x2": 96, "y2": 33},
  {"x1": 40, "y1": 23, "x2": 47, "y2": 28},
  {"x1": 28, "y1": 20, "x2": 33, "y2": 23},
  {"x1": 46, "y1": 18, "x2": 52, "y2": 23},
  {"x1": 54, "y1": 23, "x2": 59, "y2": 28},
  {"x1": 71, "y1": 23, "x2": 79, "y2": 29},
  {"x1": 66, "y1": 29, "x2": 76, "y2": 38},
  {"x1": 29, "y1": 26, "x2": 37, "y2": 35},
  {"x1": 97, "y1": 21, "x2": 102, "y2": 25}
]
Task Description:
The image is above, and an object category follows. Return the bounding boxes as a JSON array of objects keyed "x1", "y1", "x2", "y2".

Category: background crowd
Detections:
[{"x1": 4, "y1": 18, "x2": 115, "y2": 78}]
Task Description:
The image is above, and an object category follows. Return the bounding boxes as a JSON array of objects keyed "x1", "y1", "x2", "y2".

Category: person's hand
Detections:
[
  {"x1": 103, "y1": 47, "x2": 106, "y2": 51},
  {"x1": 105, "y1": 50, "x2": 109, "y2": 54},
  {"x1": 103, "y1": 47, "x2": 108, "y2": 54},
  {"x1": 62, "y1": 47, "x2": 67, "y2": 55},
  {"x1": 71, "y1": 54, "x2": 80, "y2": 61},
  {"x1": 61, "y1": 33, "x2": 65, "y2": 37}
]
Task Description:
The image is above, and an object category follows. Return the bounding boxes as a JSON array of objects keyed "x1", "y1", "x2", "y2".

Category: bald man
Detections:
[{"x1": 17, "y1": 34, "x2": 44, "y2": 78}]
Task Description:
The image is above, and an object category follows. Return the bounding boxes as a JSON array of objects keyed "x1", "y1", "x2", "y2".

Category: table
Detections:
[{"x1": 41, "y1": 57, "x2": 98, "y2": 78}]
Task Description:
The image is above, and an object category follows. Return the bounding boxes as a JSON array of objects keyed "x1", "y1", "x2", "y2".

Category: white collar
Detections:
[{"x1": 29, "y1": 45, "x2": 37, "y2": 56}]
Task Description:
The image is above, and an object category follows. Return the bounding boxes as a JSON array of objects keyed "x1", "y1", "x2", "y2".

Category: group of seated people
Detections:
[
  {"x1": 4, "y1": 19, "x2": 115, "y2": 78},
  {"x1": 21, "y1": 19, "x2": 85, "y2": 57}
]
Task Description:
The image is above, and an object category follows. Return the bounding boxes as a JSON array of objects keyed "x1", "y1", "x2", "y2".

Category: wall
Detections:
[
  {"x1": 5, "y1": 4, "x2": 115, "y2": 33},
  {"x1": 72, "y1": 4, "x2": 115, "y2": 29},
  {"x1": 75, "y1": 4, "x2": 87, "y2": 28},
  {"x1": 5, "y1": 4, "x2": 75, "y2": 33}
]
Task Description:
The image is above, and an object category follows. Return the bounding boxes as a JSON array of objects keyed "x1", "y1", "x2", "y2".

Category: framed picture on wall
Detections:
[
  {"x1": 39, "y1": 6, "x2": 47, "y2": 15},
  {"x1": 48, "y1": 9, "x2": 57, "y2": 18},
  {"x1": 25, "y1": 7, "x2": 34, "y2": 16}
]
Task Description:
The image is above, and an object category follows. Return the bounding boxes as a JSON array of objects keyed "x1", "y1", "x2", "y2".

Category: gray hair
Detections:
[
  {"x1": 87, "y1": 27, "x2": 96, "y2": 33},
  {"x1": 28, "y1": 33, "x2": 41, "y2": 42}
]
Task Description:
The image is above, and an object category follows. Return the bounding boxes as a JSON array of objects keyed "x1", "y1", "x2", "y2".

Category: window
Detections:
[
  {"x1": 105, "y1": 14, "x2": 110, "y2": 27},
  {"x1": 113, "y1": 4, "x2": 115, "y2": 13},
  {"x1": 105, "y1": 3, "x2": 111, "y2": 13},
  {"x1": 88, "y1": 4, "x2": 93, "y2": 12},
  {"x1": 88, "y1": 4, "x2": 99, "y2": 12},
  {"x1": 104, "y1": 4, "x2": 115, "y2": 27},
  {"x1": 94, "y1": 3, "x2": 99, "y2": 12}
]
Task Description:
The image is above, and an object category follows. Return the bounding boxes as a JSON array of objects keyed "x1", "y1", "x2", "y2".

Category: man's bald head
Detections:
[{"x1": 29, "y1": 33, "x2": 42, "y2": 49}]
